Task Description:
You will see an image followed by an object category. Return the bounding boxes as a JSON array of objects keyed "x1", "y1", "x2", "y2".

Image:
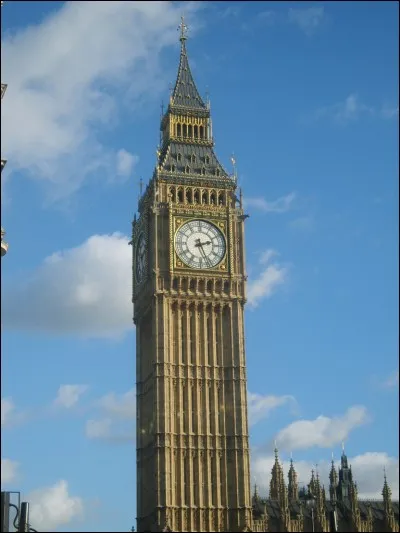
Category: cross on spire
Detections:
[{"x1": 178, "y1": 15, "x2": 188, "y2": 42}]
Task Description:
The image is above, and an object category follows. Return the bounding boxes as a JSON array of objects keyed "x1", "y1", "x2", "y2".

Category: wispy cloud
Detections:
[
  {"x1": 288, "y1": 214, "x2": 315, "y2": 232},
  {"x1": 116, "y1": 149, "x2": 139, "y2": 180},
  {"x1": 257, "y1": 10, "x2": 277, "y2": 26},
  {"x1": 312, "y1": 93, "x2": 399, "y2": 124},
  {"x1": 245, "y1": 192, "x2": 296, "y2": 214},
  {"x1": 247, "y1": 249, "x2": 289, "y2": 308},
  {"x1": 288, "y1": 6, "x2": 325, "y2": 36},
  {"x1": 383, "y1": 370, "x2": 399, "y2": 389},
  {"x1": 248, "y1": 392, "x2": 296, "y2": 426},
  {"x1": 85, "y1": 388, "x2": 136, "y2": 442}
]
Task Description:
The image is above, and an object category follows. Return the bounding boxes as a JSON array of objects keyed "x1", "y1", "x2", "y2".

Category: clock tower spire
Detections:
[{"x1": 132, "y1": 19, "x2": 251, "y2": 532}]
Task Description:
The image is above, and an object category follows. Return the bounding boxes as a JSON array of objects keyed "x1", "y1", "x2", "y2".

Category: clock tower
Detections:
[{"x1": 132, "y1": 19, "x2": 252, "y2": 532}]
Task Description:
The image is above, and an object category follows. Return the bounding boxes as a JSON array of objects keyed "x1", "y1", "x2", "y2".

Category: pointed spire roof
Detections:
[
  {"x1": 171, "y1": 17, "x2": 207, "y2": 110},
  {"x1": 382, "y1": 467, "x2": 392, "y2": 502}
]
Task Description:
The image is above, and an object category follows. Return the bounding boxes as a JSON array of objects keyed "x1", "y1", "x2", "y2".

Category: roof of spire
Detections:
[{"x1": 171, "y1": 16, "x2": 207, "y2": 110}]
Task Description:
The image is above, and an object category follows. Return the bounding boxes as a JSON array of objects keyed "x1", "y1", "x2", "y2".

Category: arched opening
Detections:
[
  {"x1": 194, "y1": 125, "x2": 198, "y2": 138},
  {"x1": 205, "y1": 155, "x2": 210, "y2": 164},
  {"x1": 183, "y1": 124, "x2": 187, "y2": 138},
  {"x1": 186, "y1": 188, "x2": 192, "y2": 203},
  {"x1": 207, "y1": 280, "x2": 213, "y2": 293},
  {"x1": 191, "y1": 154, "x2": 196, "y2": 163},
  {"x1": 215, "y1": 168, "x2": 220, "y2": 177},
  {"x1": 188, "y1": 124, "x2": 193, "y2": 138},
  {"x1": 185, "y1": 165, "x2": 190, "y2": 174},
  {"x1": 218, "y1": 192, "x2": 224, "y2": 206},
  {"x1": 201, "y1": 167, "x2": 206, "y2": 176},
  {"x1": 177, "y1": 188, "x2": 184, "y2": 203},
  {"x1": 171, "y1": 164, "x2": 175, "y2": 172},
  {"x1": 202, "y1": 191, "x2": 208, "y2": 204},
  {"x1": 224, "y1": 281, "x2": 229, "y2": 293},
  {"x1": 177, "y1": 152, "x2": 182, "y2": 162},
  {"x1": 199, "y1": 125, "x2": 204, "y2": 139},
  {"x1": 210, "y1": 191, "x2": 216, "y2": 205},
  {"x1": 194, "y1": 190, "x2": 200, "y2": 203},
  {"x1": 169, "y1": 187, "x2": 176, "y2": 202},
  {"x1": 177, "y1": 123, "x2": 181, "y2": 137}
]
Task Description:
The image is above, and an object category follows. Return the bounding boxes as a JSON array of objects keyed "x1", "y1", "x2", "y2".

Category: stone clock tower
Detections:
[{"x1": 131, "y1": 19, "x2": 252, "y2": 533}]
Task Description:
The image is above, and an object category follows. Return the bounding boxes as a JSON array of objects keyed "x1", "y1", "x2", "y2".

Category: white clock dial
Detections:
[
  {"x1": 175, "y1": 220, "x2": 226, "y2": 270},
  {"x1": 136, "y1": 233, "x2": 146, "y2": 282}
]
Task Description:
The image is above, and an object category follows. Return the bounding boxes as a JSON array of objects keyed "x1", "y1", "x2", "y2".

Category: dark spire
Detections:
[
  {"x1": 288, "y1": 456, "x2": 299, "y2": 501},
  {"x1": 329, "y1": 454, "x2": 338, "y2": 502},
  {"x1": 171, "y1": 16, "x2": 206, "y2": 110}
]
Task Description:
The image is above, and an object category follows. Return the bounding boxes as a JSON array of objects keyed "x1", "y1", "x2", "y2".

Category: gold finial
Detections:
[{"x1": 178, "y1": 15, "x2": 188, "y2": 42}]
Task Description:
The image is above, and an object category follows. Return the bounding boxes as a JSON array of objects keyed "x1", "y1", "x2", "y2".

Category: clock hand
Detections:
[{"x1": 200, "y1": 246, "x2": 212, "y2": 268}]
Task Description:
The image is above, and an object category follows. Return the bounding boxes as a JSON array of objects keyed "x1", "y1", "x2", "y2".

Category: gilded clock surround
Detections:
[{"x1": 173, "y1": 217, "x2": 228, "y2": 271}]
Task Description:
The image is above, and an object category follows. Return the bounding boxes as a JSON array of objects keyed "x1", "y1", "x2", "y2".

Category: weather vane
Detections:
[{"x1": 178, "y1": 15, "x2": 188, "y2": 41}]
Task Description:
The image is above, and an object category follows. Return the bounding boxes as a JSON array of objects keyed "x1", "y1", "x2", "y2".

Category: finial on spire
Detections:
[
  {"x1": 178, "y1": 15, "x2": 188, "y2": 42},
  {"x1": 139, "y1": 177, "x2": 143, "y2": 195},
  {"x1": 342, "y1": 441, "x2": 345, "y2": 453}
]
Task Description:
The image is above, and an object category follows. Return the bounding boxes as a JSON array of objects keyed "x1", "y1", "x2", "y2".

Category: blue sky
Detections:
[{"x1": 1, "y1": 1, "x2": 398, "y2": 531}]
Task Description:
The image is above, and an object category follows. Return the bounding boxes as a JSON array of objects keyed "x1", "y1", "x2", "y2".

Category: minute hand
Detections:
[{"x1": 198, "y1": 243, "x2": 212, "y2": 267}]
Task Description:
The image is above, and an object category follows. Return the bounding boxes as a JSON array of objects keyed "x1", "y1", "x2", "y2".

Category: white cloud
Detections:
[
  {"x1": 85, "y1": 418, "x2": 112, "y2": 439},
  {"x1": 1, "y1": 458, "x2": 19, "y2": 485},
  {"x1": 245, "y1": 192, "x2": 296, "y2": 213},
  {"x1": 288, "y1": 6, "x2": 325, "y2": 36},
  {"x1": 1, "y1": 1, "x2": 201, "y2": 202},
  {"x1": 2, "y1": 233, "x2": 132, "y2": 338},
  {"x1": 248, "y1": 392, "x2": 295, "y2": 426},
  {"x1": 383, "y1": 370, "x2": 399, "y2": 389},
  {"x1": 247, "y1": 249, "x2": 288, "y2": 308},
  {"x1": 98, "y1": 388, "x2": 136, "y2": 419},
  {"x1": 86, "y1": 388, "x2": 136, "y2": 442},
  {"x1": 28, "y1": 480, "x2": 83, "y2": 532},
  {"x1": 252, "y1": 451, "x2": 399, "y2": 499},
  {"x1": 54, "y1": 385, "x2": 88, "y2": 408},
  {"x1": 1, "y1": 397, "x2": 14, "y2": 426},
  {"x1": 116, "y1": 149, "x2": 139, "y2": 179},
  {"x1": 275, "y1": 406, "x2": 370, "y2": 451}
]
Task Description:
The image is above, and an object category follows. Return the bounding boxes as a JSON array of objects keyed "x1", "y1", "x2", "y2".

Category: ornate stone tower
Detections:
[{"x1": 131, "y1": 18, "x2": 252, "y2": 533}]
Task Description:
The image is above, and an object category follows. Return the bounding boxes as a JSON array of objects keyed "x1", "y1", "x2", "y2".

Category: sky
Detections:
[{"x1": 1, "y1": 1, "x2": 398, "y2": 531}]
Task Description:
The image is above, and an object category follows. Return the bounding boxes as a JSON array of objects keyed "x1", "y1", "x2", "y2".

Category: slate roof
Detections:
[
  {"x1": 159, "y1": 141, "x2": 227, "y2": 179},
  {"x1": 171, "y1": 39, "x2": 206, "y2": 110},
  {"x1": 256, "y1": 499, "x2": 399, "y2": 528}
]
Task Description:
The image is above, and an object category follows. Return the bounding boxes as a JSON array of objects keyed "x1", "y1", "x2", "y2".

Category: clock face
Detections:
[
  {"x1": 136, "y1": 233, "x2": 146, "y2": 282},
  {"x1": 175, "y1": 219, "x2": 226, "y2": 270}
]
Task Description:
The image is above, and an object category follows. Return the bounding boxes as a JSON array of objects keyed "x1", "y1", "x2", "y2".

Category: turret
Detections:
[
  {"x1": 288, "y1": 457, "x2": 299, "y2": 501},
  {"x1": 269, "y1": 446, "x2": 285, "y2": 500},
  {"x1": 329, "y1": 455, "x2": 338, "y2": 502},
  {"x1": 337, "y1": 445, "x2": 352, "y2": 502}
]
